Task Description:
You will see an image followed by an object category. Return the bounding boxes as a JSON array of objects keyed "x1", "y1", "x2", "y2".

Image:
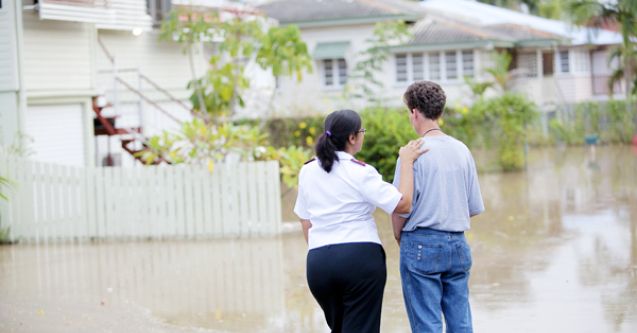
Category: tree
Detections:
[
  {"x1": 160, "y1": 8, "x2": 214, "y2": 117},
  {"x1": 347, "y1": 20, "x2": 411, "y2": 105},
  {"x1": 148, "y1": 6, "x2": 314, "y2": 186},
  {"x1": 160, "y1": 6, "x2": 313, "y2": 123},
  {"x1": 568, "y1": 0, "x2": 637, "y2": 120},
  {"x1": 485, "y1": 51, "x2": 514, "y2": 92}
]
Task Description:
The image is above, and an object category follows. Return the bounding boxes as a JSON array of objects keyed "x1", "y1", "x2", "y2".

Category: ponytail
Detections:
[
  {"x1": 315, "y1": 109, "x2": 362, "y2": 173},
  {"x1": 315, "y1": 132, "x2": 338, "y2": 173}
]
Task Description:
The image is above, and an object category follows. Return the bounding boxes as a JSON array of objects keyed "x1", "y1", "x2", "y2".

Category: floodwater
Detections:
[{"x1": 1, "y1": 145, "x2": 636, "y2": 333}]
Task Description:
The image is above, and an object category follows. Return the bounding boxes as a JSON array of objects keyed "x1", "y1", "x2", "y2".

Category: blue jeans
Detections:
[{"x1": 400, "y1": 228, "x2": 473, "y2": 333}]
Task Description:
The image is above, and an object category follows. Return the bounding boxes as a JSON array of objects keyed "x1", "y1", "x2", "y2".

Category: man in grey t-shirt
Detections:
[{"x1": 392, "y1": 81, "x2": 484, "y2": 333}]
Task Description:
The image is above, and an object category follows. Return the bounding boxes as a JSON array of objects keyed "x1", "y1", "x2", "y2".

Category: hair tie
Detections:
[{"x1": 325, "y1": 130, "x2": 332, "y2": 137}]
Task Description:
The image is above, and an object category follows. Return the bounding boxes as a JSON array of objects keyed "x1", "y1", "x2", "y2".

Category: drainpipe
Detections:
[{"x1": 14, "y1": 0, "x2": 26, "y2": 149}]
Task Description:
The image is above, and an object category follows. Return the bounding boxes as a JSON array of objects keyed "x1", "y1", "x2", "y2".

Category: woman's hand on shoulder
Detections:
[{"x1": 399, "y1": 139, "x2": 428, "y2": 163}]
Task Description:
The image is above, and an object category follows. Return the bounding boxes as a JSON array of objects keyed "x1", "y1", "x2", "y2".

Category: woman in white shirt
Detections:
[{"x1": 294, "y1": 109, "x2": 424, "y2": 333}]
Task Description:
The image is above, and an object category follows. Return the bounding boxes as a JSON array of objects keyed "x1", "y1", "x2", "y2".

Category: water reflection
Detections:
[{"x1": 1, "y1": 146, "x2": 636, "y2": 332}]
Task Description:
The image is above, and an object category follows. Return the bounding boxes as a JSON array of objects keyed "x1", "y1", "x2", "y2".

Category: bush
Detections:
[
  {"x1": 536, "y1": 100, "x2": 635, "y2": 146},
  {"x1": 357, "y1": 107, "x2": 419, "y2": 181}
]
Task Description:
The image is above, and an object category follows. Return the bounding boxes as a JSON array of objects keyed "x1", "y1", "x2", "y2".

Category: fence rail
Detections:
[{"x1": 0, "y1": 155, "x2": 282, "y2": 243}]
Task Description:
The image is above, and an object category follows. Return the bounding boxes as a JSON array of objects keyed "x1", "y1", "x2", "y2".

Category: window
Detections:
[
  {"x1": 396, "y1": 54, "x2": 408, "y2": 83},
  {"x1": 394, "y1": 50, "x2": 472, "y2": 83},
  {"x1": 429, "y1": 52, "x2": 441, "y2": 80},
  {"x1": 558, "y1": 50, "x2": 570, "y2": 73},
  {"x1": 445, "y1": 51, "x2": 458, "y2": 80},
  {"x1": 147, "y1": 0, "x2": 172, "y2": 27},
  {"x1": 572, "y1": 50, "x2": 590, "y2": 73},
  {"x1": 412, "y1": 53, "x2": 424, "y2": 81},
  {"x1": 462, "y1": 50, "x2": 474, "y2": 78},
  {"x1": 518, "y1": 52, "x2": 538, "y2": 77},
  {"x1": 323, "y1": 59, "x2": 347, "y2": 87}
]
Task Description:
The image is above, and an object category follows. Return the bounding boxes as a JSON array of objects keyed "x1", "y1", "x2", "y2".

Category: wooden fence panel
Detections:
[{"x1": 0, "y1": 155, "x2": 282, "y2": 242}]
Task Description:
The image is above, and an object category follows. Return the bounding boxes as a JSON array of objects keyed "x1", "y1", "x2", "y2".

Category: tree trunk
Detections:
[{"x1": 187, "y1": 44, "x2": 208, "y2": 122}]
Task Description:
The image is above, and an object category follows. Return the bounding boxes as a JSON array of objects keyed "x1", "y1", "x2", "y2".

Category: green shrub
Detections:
[
  {"x1": 534, "y1": 99, "x2": 635, "y2": 146},
  {"x1": 465, "y1": 94, "x2": 538, "y2": 171},
  {"x1": 357, "y1": 107, "x2": 419, "y2": 181}
]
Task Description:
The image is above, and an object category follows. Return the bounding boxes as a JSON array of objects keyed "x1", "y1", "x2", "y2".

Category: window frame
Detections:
[
  {"x1": 322, "y1": 58, "x2": 348, "y2": 88},
  {"x1": 394, "y1": 49, "x2": 475, "y2": 84}
]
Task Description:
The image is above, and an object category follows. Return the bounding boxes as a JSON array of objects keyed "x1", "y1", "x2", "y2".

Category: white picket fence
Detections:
[{"x1": 0, "y1": 155, "x2": 282, "y2": 242}]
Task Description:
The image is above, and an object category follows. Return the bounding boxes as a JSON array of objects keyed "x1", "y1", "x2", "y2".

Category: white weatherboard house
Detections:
[
  {"x1": 0, "y1": 0, "x2": 255, "y2": 168},
  {"x1": 258, "y1": 0, "x2": 624, "y2": 115},
  {"x1": 0, "y1": 0, "x2": 624, "y2": 167}
]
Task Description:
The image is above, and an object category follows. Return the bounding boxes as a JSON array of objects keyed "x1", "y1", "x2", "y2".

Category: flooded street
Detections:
[{"x1": 1, "y1": 145, "x2": 636, "y2": 332}]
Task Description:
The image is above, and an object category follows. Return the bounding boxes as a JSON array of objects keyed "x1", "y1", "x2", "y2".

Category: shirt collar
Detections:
[{"x1": 336, "y1": 151, "x2": 354, "y2": 160}]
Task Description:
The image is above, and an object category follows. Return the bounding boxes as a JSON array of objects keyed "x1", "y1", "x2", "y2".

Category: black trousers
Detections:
[{"x1": 306, "y1": 242, "x2": 387, "y2": 333}]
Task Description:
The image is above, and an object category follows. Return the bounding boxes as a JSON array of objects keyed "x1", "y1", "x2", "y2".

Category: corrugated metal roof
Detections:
[
  {"x1": 420, "y1": 0, "x2": 622, "y2": 46},
  {"x1": 257, "y1": 0, "x2": 423, "y2": 24}
]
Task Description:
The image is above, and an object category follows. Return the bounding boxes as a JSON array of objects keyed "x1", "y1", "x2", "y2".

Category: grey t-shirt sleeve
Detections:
[{"x1": 467, "y1": 156, "x2": 485, "y2": 216}]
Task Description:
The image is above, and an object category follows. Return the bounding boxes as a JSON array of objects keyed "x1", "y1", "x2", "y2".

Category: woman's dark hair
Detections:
[
  {"x1": 315, "y1": 109, "x2": 362, "y2": 173},
  {"x1": 403, "y1": 80, "x2": 446, "y2": 120}
]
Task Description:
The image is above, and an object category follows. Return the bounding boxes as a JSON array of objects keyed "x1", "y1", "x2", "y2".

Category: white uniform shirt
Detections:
[{"x1": 294, "y1": 151, "x2": 403, "y2": 250}]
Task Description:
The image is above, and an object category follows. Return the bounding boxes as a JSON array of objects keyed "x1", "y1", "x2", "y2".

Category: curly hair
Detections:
[{"x1": 403, "y1": 81, "x2": 446, "y2": 120}]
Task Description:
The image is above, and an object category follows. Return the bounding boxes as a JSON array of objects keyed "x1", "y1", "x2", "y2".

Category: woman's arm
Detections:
[
  {"x1": 300, "y1": 219, "x2": 312, "y2": 243},
  {"x1": 394, "y1": 140, "x2": 427, "y2": 214}
]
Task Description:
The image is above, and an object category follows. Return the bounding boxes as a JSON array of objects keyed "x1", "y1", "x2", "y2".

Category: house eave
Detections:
[
  {"x1": 390, "y1": 40, "x2": 514, "y2": 53},
  {"x1": 279, "y1": 14, "x2": 420, "y2": 29}
]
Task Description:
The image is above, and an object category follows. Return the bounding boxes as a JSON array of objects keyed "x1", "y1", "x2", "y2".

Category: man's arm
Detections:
[
  {"x1": 300, "y1": 219, "x2": 312, "y2": 243},
  {"x1": 391, "y1": 213, "x2": 407, "y2": 245}
]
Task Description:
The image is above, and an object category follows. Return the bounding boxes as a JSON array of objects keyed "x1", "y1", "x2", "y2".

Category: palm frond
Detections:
[{"x1": 608, "y1": 68, "x2": 625, "y2": 95}]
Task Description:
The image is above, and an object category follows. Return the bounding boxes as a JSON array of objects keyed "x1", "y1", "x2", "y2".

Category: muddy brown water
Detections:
[{"x1": 1, "y1": 146, "x2": 636, "y2": 332}]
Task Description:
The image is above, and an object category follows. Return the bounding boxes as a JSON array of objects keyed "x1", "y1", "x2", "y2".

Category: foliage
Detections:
[
  {"x1": 0, "y1": 175, "x2": 9, "y2": 201},
  {"x1": 0, "y1": 174, "x2": 12, "y2": 244},
  {"x1": 478, "y1": 0, "x2": 567, "y2": 19},
  {"x1": 261, "y1": 117, "x2": 324, "y2": 149},
  {"x1": 607, "y1": 45, "x2": 637, "y2": 96},
  {"x1": 568, "y1": 0, "x2": 637, "y2": 101},
  {"x1": 485, "y1": 51, "x2": 514, "y2": 92},
  {"x1": 160, "y1": 7, "x2": 313, "y2": 121},
  {"x1": 256, "y1": 25, "x2": 314, "y2": 81},
  {"x1": 347, "y1": 21, "x2": 411, "y2": 105},
  {"x1": 141, "y1": 119, "x2": 312, "y2": 189},
  {"x1": 356, "y1": 108, "x2": 420, "y2": 181},
  {"x1": 257, "y1": 146, "x2": 312, "y2": 188},
  {"x1": 0, "y1": 227, "x2": 11, "y2": 245},
  {"x1": 464, "y1": 76, "x2": 494, "y2": 101},
  {"x1": 464, "y1": 94, "x2": 538, "y2": 171},
  {"x1": 544, "y1": 100, "x2": 635, "y2": 145},
  {"x1": 140, "y1": 119, "x2": 268, "y2": 169}
]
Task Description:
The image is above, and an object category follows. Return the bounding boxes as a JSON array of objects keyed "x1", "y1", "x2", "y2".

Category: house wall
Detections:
[
  {"x1": 95, "y1": 0, "x2": 153, "y2": 31},
  {"x1": 19, "y1": 11, "x2": 96, "y2": 165},
  {"x1": 0, "y1": 0, "x2": 22, "y2": 147},
  {"x1": 274, "y1": 24, "x2": 377, "y2": 116},
  {"x1": 94, "y1": 29, "x2": 204, "y2": 166},
  {"x1": 22, "y1": 11, "x2": 95, "y2": 95},
  {"x1": 382, "y1": 48, "x2": 488, "y2": 108},
  {"x1": 96, "y1": 30, "x2": 205, "y2": 97},
  {"x1": 276, "y1": 23, "x2": 491, "y2": 115}
]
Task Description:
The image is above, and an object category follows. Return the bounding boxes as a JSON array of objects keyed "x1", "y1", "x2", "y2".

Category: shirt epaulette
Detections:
[
  {"x1": 351, "y1": 159, "x2": 366, "y2": 166},
  {"x1": 304, "y1": 158, "x2": 316, "y2": 165}
]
